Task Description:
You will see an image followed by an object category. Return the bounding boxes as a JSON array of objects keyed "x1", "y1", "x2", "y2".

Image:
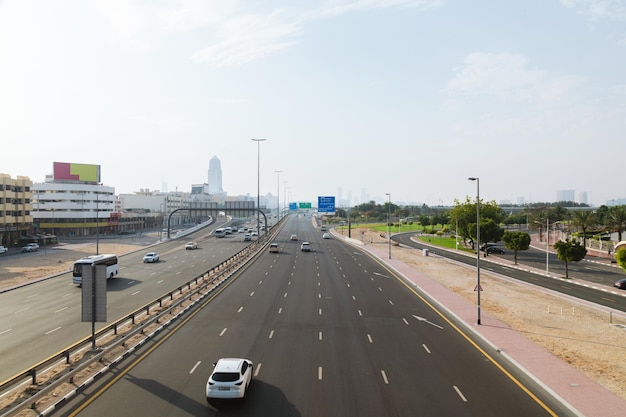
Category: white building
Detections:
[{"x1": 32, "y1": 178, "x2": 118, "y2": 237}]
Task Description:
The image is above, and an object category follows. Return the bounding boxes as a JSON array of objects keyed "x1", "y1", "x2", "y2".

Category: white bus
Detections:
[{"x1": 72, "y1": 254, "x2": 119, "y2": 285}]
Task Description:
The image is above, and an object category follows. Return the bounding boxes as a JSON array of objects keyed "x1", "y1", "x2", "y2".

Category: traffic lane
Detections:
[
  {"x1": 69, "y1": 230, "x2": 303, "y2": 416},
  {"x1": 0, "y1": 232, "x2": 252, "y2": 382},
  {"x1": 313, "y1": 237, "x2": 562, "y2": 416}
]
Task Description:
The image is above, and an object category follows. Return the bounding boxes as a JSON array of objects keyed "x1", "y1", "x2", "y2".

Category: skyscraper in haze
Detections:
[{"x1": 208, "y1": 156, "x2": 223, "y2": 194}]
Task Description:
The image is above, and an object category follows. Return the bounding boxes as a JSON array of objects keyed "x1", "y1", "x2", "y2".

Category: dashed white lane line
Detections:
[
  {"x1": 190, "y1": 361, "x2": 201, "y2": 374},
  {"x1": 318, "y1": 367, "x2": 323, "y2": 380},
  {"x1": 381, "y1": 370, "x2": 389, "y2": 384},
  {"x1": 219, "y1": 328, "x2": 227, "y2": 337},
  {"x1": 422, "y1": 344, "x2": 431, "y2": 354},
  {"x1": 45, "y1": 327, "x2": 62, "y2": 335},
  {"x1": 454, "y1": 385, "x2": 467, "y2": 402}
]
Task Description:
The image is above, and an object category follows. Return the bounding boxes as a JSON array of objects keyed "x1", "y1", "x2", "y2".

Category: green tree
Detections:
[
  {"x1": 467, "y1": 218, "x2": 504, "y2": 247},
  {"x1": 605, "y1": 206, "x2": 626, "y2": 242},
  {"x1": 616, "y1": 248, "x2": 626, "y2": 273},
  {"x1": 501, "y1": 231, "x2": 531, "y2": 265},
  {"x1": 553, "y1": 239, "x2": 587, "y2": 279},
  {"x1": 449, "y1": 196, "x2": 505, "y2": 247},
  {"x1": 570, "y1": 210, "x2": 597, "y2": 248}
]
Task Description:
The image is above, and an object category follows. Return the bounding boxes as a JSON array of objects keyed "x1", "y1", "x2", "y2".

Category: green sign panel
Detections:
[{"x1": 299, "y1": 202, "x2": 312, "y2": 209}]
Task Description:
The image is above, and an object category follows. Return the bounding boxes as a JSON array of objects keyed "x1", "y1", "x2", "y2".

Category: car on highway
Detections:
[
  {"x1": 322, "y1": 233, "x2": 330, "y2": 239},
  {"x1": 0, "y1": 245, "x2": 7, "y2": 254},
  {"x1": 290, "y1": 234, "x2": 298, "y2": 241},
  {"x1": 301, "y1": 242, "x2": 311, "y2": 252},
  {"x1": 320, "y1": 225, "x2": 327, "y2": 231},
  {"x1": 614, "y1": 278, "x2": 626, "y2": 290},
  {"x1": 243, "y1": 233, "x2": 252, "y2": 241},
  {"x1": 143, "y1": 252, "x2": 160, "y2": 263},
  {"x1": 486, "y1": 246, "x2": 505, "y2": 255},
  {"x1": 21, "y1": 243, "x2": 39, "y2": 253},
  {"x1": 206, "y1": 358, "x2": 253, "y2": 401},
  {"x1": 269, "y1": 243, "x2": 279, "y2": 253},
  {"x1": 185, "y1": 242, "x2": 198, "y2": 250}
]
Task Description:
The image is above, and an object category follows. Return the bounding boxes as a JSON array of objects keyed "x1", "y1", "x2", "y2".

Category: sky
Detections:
[{"x1": 2, "y1": 0, "x2": 626, "y2": 208}]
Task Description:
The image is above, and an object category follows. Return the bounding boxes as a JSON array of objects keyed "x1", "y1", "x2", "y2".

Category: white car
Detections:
[
  {"x1": 143, "y1": 252, "x2": 160, "y2": 263},
  {"x1": 290, "y1": 234, "x2": 298, "y2": 241},
  {"x1": 243, "y1": 233, "x2": 252, "y2": 241},
  {"x1": 206, "y1": 358, "x2": 253, "y2": 401},
  {"x1": 21, "y1": 243, "x2": 39, "y2": 253},
  {"x1": 322, "y1": 233, "x2": 331, "y2": 239},
  {"x1": 301, "y1": 242, "x2": 311, "y2": 252},
  {"x1": 0, "y1": 245, "x2": 7, "y2": 254},
  {"x1": 185, "y1": 242, "x2": 198, "y2": 250}
]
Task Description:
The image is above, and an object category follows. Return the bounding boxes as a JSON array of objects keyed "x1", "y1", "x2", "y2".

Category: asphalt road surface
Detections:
[{"x1": 60, "y1": 215, "x2": 571, "y2": 417}]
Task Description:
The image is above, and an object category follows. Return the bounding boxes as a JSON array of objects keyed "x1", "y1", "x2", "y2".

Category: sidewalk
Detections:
[{"x1": 337, "y1": 232, "x2": 626, "y2": 417}]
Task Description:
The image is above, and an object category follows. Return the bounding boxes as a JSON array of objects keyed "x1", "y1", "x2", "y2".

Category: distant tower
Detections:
[{"x1": 208, "y1": 156, "x2": 223, "y2": 194}]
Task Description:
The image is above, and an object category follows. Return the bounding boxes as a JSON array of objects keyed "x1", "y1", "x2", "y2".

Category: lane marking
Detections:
[
  {"x1": 367, "y1": 334, "x2": 373, "y2": 343},
  {"x1": 454, "y1": 385, "x2": 467, "y2": 402},
  {"x1": 132, "y1": 291, "x2": 140, "y2": 296},
  {"x1": 238, "y1": 307, "x2": 244, "y2": 313},
  {"x1": 381, "y1": 370, "x2": 389, "y2": 384},
  {"x1": 219, "y1": 328, "x2": 227, "y2": 337},
  {"x1": 254, "y1": 363, "x2": 261, "y2": 377},
  {"x1": 250, "y1": 291, "x2": 255, "y2": 297},
  {"x1": 0, "y1": 329, "x2": 12, "y2": 335},
  {"x1": 278, "y1": 308, "x2": 283, "y2": 314},
  {"x1": 319, "y1": 332, "x2": 323, "y2": 341},
  {"x1": 55, "y1": 307, "x2": 68, "y2": 313},
  {"x1": 45, "y1": 327, "x2": 62, "y2": 335},
  {"x1": 190, "y1": 361, "x2": 201, "y2": 374},
  {"x1": 269, "y1": 330, "x2": 274, "y2": 339},
  {"x1": 422, "y1": 344, "x2": 431, "y2": 354},
  {"x1": 318, "y1": 367, "x2": 323, "y2": 380},
  {"x1": 402, "y1": 318, "x2": 409, "y2": 325}
]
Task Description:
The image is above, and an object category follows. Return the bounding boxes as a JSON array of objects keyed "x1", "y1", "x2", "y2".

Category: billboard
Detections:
[
  {"x1": 317, "y1": 196, "x2": 335, "y2": 214},
  {"x1": 53, "y1": 162, "x2": 101, "y2": 183}
]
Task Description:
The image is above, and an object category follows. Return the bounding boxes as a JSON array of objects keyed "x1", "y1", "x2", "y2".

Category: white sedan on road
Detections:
[
  {"x1": 206, "y1": 358, "x2": 253, "y2": 401},
  {"x1": 143, "y1": 252, "x2": 160, "y2": 263}
]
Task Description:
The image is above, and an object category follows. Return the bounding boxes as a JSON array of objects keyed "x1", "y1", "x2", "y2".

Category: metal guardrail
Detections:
[{"x1": 0, "y1": 223, "x2": 283, "y2": 416}]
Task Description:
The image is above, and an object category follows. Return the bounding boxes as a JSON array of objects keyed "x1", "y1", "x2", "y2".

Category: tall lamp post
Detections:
[
  {"x1": 275, "y1": 170, "x2": 282, "y2": 221},
  {"x1": 252, "y1": 139, "x2": 266, "y2": 233},
  {"x1": 468, "y1": 177, "x2": 481, "y2": 325},
  {"x1": 385, "y1": 193, "x2": 391, "y2": 259}
]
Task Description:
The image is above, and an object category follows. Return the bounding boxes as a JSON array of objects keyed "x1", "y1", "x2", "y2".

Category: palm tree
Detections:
[
  {"x1": 569, "y1": 210, "x2": 596, "y2": 248},
  {"x1": 606, "y1": 206, "x2": 626, "y2": 242}
]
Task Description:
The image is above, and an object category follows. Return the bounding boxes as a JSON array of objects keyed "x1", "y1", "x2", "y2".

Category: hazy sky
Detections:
[{"x1": 2, "y1": 0, "x2": 625, "y2": 207}]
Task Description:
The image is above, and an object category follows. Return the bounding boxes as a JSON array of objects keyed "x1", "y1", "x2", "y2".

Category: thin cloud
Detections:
[
  {"x1": 561, "y1": 0, "x2": 626, "y2": 22},
  {"x1": 444, "y1": 52, "x2": 583, "y2": 104}
]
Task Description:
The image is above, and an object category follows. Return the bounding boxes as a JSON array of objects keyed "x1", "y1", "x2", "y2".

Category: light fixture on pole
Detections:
[
  {"x1": 468, "y1": 177, "x2": 481, "y2": 325},
  {"x1": 385, "y1": 193, "x2": 391, "y2": 259},
  {"x1": 275, "y1": 170, "x2": 282, "y2": 221},
  {"x1": 252, "y1": 139, "x2": 266, "y2": 233}
]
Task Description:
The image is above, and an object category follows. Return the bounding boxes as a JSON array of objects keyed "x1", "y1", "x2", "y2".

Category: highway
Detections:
[
  {"x1": 0, "y1": 219, "x2": 252, "y2": 382},
  {"x1": 392, "y1": 233, "x2": 626, "y2": 313},
  {"x1": 59, "y1": 214, "x2": 570, "y2": 417}
]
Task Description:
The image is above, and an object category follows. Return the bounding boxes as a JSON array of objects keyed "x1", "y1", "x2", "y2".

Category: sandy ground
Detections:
[{"x1": 1, "y1": 229, "x2": 625, "y2": 401}]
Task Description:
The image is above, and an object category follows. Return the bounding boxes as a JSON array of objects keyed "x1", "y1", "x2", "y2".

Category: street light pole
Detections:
[
  {"x1": 385, "y1": 193, "x2": 391, "y2": 259},
  {"x1": 468, "y1": 177, "x2": 481, "y2": 325},
  {"x1": 275, "y1": 170, "x2": 282, "y2": 221},
  {"x1": 252, "y1": 139, "x2": 266, "y2": 233}
]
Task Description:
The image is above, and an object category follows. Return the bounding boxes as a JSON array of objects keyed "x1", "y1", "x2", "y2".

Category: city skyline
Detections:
[{"x1": 2, "y1": 1, "x2": 625, "y2": 207}]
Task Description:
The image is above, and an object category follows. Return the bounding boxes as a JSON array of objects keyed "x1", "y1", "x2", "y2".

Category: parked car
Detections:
[
  {"x1": 486, "y1": 246, "x2": 505, "y2": 255},
  {"x1": 0, "y1": 245, "x2": 7, "y2": 254},
  {"x1": 206, "y1": 358, "x2": 253, "y2": 401},
  {"x1": 21, "y1": 243, "x2": 39, "y2": 253},
  {"x1": 269, "y1": 243, "x2": 279, "y2": 253},
  {"x1": 143, "y1": 252, "x2": 160, "y2": 263},
  {"x1": 479, "y1": 242, "x2": 497, "y2": 252},
  {"x1": 614, "y1": 278, "x2": 626, "y2": 290},
  {"x1": 185, "y1": 242, "x2": 197, "y2": 250},
  {"x1": 301, "y1": 242, "x2": 311, "y2": 252}
]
